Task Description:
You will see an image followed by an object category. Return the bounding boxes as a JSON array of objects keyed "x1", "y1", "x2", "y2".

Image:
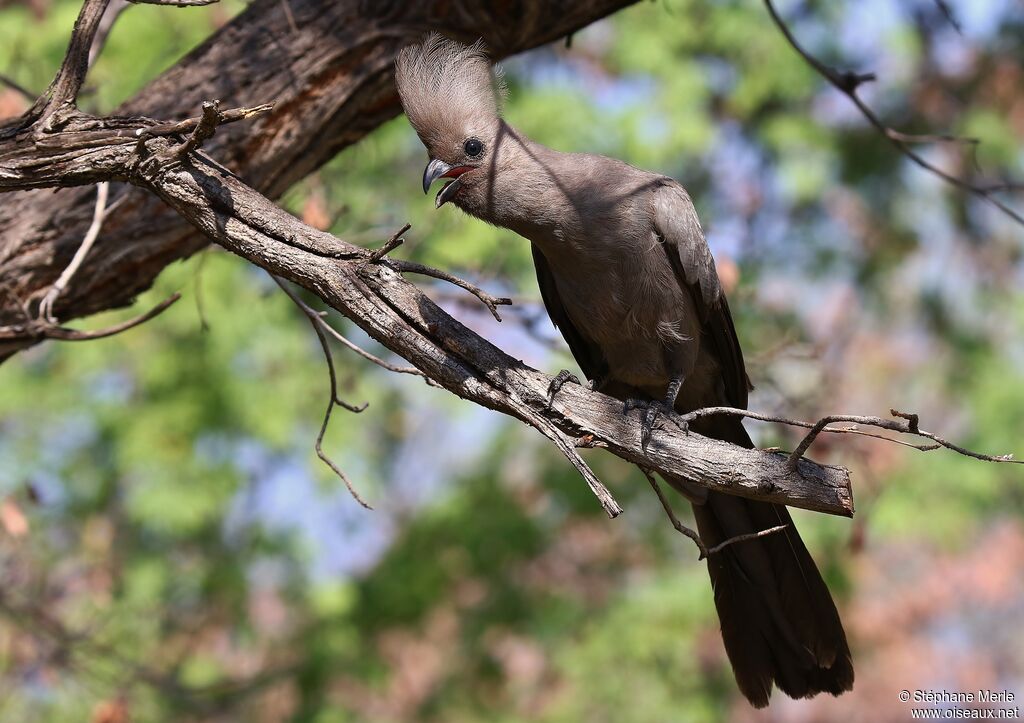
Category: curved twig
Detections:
[
  {"x1": 678, "y1": 405, "x2": 1020, "y2": 471},
  {"x1": 7, "y1": 292, "x2": 181, "y2": 342},
  {"x1": 385, "y1": 259, "x2": 513, "y2": 322},
  {"x1": 272, "y1": 275, "x2": 371, "y2": 509}
]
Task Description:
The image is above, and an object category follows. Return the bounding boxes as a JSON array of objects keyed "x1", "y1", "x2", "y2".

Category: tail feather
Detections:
[{"x1": 684, "y1": 418, "x2": 854, "y2": 707}]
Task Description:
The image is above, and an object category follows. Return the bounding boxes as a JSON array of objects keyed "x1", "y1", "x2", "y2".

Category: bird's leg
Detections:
[{"x1": 624, "y1": 376, "x2": 687, "y2": 450}]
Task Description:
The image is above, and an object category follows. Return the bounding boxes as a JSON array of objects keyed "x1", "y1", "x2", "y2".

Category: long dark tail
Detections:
[{"x1": 685, "y1": 418, "x2": 854, "y2": 707}]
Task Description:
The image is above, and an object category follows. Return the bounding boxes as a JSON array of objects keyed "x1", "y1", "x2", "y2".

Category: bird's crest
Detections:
[{"x1": 395, "y1": 34, "x2": 506, "y2": 150}]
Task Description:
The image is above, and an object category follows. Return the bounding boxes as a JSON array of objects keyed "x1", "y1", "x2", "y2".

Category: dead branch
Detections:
[
  {"x1": 764, "y1": 0, "x2": 1024, "y2": 227},
  {"x1": 22, "y1": 0, "x2": 111, "y2": 131},
  {"x1": 0, "y1": 293, "x2": 181, "y2": 343},
  {"x1": 367, "y1": 223, "x2": 409, "y2": 262},
  {"x1": 643, "y1": 468, "x2": 788, "y2": 559},
  {"x1": 38, "y1": 181, "x2": 110, "y2": 323},
  {"x1": 384, "y1": 259, "x2": 513, "y2": 322},
  {"x1": 678, "y1": 406, "x2": 1021, "y2": 471}
]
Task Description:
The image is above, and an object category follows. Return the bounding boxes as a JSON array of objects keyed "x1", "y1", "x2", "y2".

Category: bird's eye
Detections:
[{"x1": 463, "y1": 138, "x2": 483, "y2": 157}]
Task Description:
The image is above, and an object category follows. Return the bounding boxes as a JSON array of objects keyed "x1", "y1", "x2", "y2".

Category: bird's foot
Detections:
[
  {"x1": 623, "y1": 398, "x2": 689, "y2": 450},
  {"x1": 547, "y1": 369, "x2": 582, "y2": 407}
]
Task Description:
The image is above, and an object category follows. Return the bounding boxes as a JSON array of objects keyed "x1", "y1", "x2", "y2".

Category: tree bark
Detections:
[{"x1": 0, "y1": 0, "x2": 636, "y2": 359}]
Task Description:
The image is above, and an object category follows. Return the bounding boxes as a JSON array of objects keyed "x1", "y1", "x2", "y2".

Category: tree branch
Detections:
[{"x1": 0, "y1": 0, "x2": 640, "y2": 360}]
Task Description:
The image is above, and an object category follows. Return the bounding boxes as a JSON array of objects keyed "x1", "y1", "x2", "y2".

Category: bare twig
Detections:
[
  {"x1": 38, "y1": 181, "x2": 110, "y2": 323},
  {"x1": 272, "y1": 275, "x2": 371, "y2": 509},
  {"x1": 678, "y1": 405, "x2": 1021, "y2": 470},
  {"x1": 138, "y1": 103, "x2": 275, "y2": 139},
  {"x1": 31, "y1": 0, "x2": 112, "y2": 125},
  {"x1": 385, "y1": 259, "x2": 512, "y2": 322},
  {"x1": 0, "y1": 292, "x2": 180, "y2": 343},
  {"x1": 643, "y1": 469, "x2": 787, "y2": 559},
  {"x1": 276, "y1": 270, "x2": 424, "y2": 378},
  {"x1": 705, "y1": 524, "x2": 791, "y2": 557},
  {"x1": 368, "y1": 223, "x2": 410, "y2": 262},
  {"x1": 317, "y1": 320, "x2": 424, "y2": 377},
  {"x1": 644, "y1": 469, "x2": 706, "y2": 554},
  {"x1": 932, "y1": 0, "x2": 963, "y2": 34},
  {"x1": 764, "y1": 0, "x2": 1024, "y2": 227}
]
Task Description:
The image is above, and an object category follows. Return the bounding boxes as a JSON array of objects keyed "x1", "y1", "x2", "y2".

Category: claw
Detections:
[
  {"x1": 625, "y1": 398, "x2": 688, "y2": 451},
  {"x1": 547, "y1": 369, "x2": 582, "y2": 407}
]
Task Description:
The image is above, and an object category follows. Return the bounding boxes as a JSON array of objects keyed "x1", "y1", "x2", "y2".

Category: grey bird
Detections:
[{"x1": 395, "y1": 35, "x2": 853, "y2": 708}]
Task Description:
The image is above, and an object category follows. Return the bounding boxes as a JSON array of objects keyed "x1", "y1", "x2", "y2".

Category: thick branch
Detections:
[{"x1": 0, "y1": 0, "x2": 638, "y2": 359}]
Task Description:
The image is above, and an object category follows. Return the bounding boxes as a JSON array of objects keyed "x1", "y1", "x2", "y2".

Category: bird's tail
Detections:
[{"x1": 682, "y1": 418, "x2": 854, "y2": 707}]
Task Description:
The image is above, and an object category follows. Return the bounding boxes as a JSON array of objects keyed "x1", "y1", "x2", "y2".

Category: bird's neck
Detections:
[{"x1": 458, "y1": 123, "x2": 580, "y2": 256}]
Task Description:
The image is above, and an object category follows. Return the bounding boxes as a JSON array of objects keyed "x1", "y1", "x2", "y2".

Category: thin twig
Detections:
[
  {"x1": 317, "y1": 320, "x2": 424, "y2": 377},
  {"x1": 386, "y1": 259, "x2": 512, "y2": 322},
  {"x1": 138, "y1": 103, "x2": 275, "y2": 139},
  {"x1": 932, "y1": 0, "x2": 963, "y2": 34},
  {"x1": 764, "y1": 0, "x2": 1024, "y2": 227},
  {"x1": 644, "y1": 469, "x2": 706, "y2": 556},
  {"x1": 280, "y1": 277, "x2": 424, "y2": 377},
  {"x1": 705, "y1": 524, "x2": 791, "y2": 557},
  {"x1": 272, "y1": 275, "x2": 372, "y2": 509},
  {"x1": 0, "y1": 292, "x2": 181, "y2": 342},
  {"x1": 38, "y1": 181, "x2": 110, "y2": 322},
  {"x1": 677, "y1": 405, "x2": 1021, "y2": 470},
  {"x1": 368, "y1": 223, "x2": 410, "y2": 262},
  {"x1": 642, "y1": 469, "x2": 788, "y2": 559}
]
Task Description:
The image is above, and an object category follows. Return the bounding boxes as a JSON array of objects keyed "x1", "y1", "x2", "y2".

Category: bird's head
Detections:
[{"x1": 395, "y1": 35, "x2": 506, "y2": 211}]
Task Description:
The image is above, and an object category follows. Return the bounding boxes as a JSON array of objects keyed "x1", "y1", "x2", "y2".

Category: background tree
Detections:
[{"x1": 0, "y1": 0, "x2": 1023, "y2": 721}]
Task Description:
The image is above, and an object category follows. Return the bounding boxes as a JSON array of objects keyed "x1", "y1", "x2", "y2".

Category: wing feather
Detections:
[
  {"x1": 530, "y1": 243, "x2": 607, "y2": 383},
  {"x1": 652, "y1": 181, "x2": 752, "y2": 408}
]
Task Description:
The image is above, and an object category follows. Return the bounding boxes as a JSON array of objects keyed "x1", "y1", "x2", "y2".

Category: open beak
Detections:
[{"x1": 422, "y1": 158, "x2": 472, "y2": 208}]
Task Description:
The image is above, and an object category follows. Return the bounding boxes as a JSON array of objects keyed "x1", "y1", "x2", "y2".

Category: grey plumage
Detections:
[{"x1": 396, "y1": 34, "x2": 853, "y2": 708}]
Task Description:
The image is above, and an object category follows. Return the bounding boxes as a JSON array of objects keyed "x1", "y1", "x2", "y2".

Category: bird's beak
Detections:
[{"x1": 422, "y1": 158, "x2": 472, "y2": 208}]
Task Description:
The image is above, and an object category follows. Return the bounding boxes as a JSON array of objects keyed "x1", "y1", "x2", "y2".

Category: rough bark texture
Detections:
[{"x1": 0, "y1": 0, "x2": 637, "y2": 358}]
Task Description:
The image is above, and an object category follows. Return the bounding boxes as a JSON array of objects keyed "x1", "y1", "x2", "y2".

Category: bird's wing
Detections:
[
  {"x1": 652, "y1": 180, "x2": 752, "y2": 408},
  {"x1": 531, "y1": 243, "x2": 608, "y2": 382}
]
